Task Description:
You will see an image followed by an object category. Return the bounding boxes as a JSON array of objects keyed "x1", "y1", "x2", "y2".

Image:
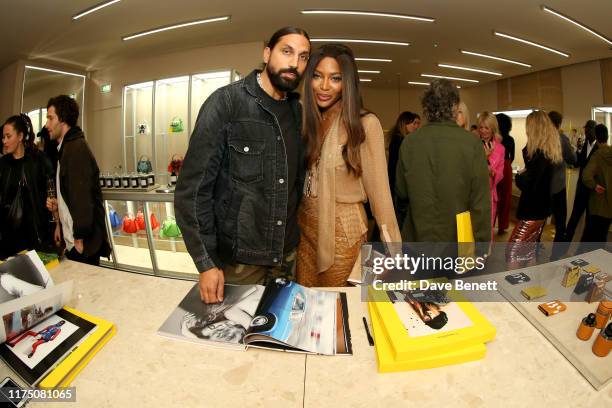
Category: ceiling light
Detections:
[
  {"x1": 311, "y1": 38, "x2": 409, "y2": 46},
  {"x1": 301, "y1": 10, "x2": 434, "y2": 22},
  {"x1": 355, "y1": 57, "x2": 392, "y2": 62},
  {"x1": 358, "y1": 70, "x2": 381, "y2": 74},
  {"x1": 460, "y1": 50, "x2": 532, "y2": 68},
  {"x1": 493, "y1": 31, "x2": 569, "y2": 57},
  {"x1": 541, "y1": 5, "x2": 612, "y2": 46},
  {"x1": 25, "y1": 65, "x2": 86, "y2": 78},
  {"x1": 421, "y1": 74, "x2": 479, "y2": 83},
  {"x1": 408, "y1": 81, "x2": 430, "y2": 86},
  {"x1": 73, "y1": 0, "x2": 121, "y2": 20},
  {"x1": 122, "y1": 16, "x2": 230, "y2": 41},
  {"x1": 438, "y1": 63, "x2": 502, "y2": 76},
  {"x1": 493, "y1": 109, "x2": 535, "y2": 118},
  {"x1": 360, "y1": 79, "x2": 372, "y2": 82}
]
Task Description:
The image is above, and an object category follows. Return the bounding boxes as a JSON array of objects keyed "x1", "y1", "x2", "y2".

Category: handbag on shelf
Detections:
[
  {"x1": 167, "y1": 154, "x2": 184, "y2": 176},
  {"x1": 169, "y1": 117, "x2": 184, "y2": 133},
  {"x1": 122, "y1": 215, "x2": 138, "y2": 234},
  {"x1": 137, "y1": 155, "x2": 153, "y2": 174},
  {"x1": 136, "y1": 210, "x2": 146, "y2": 231},
  {"x1": 108, "y1": 206, "x2": 122, "y2": 229},
  {"x1": 150, "y1": 213, "x2": 160, "y2": 230},
  {"x1": 159, "y1": 216, "x2": 181, "y2": 239}
]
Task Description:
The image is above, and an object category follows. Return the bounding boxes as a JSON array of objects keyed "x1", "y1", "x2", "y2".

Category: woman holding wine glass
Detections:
[{"x1": 0, "y1": 114, "x2": 56, "y2": 258}]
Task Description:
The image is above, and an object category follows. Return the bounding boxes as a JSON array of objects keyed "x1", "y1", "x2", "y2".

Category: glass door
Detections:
[{"x1": 123, "y1": 82, "x2": 154, "y2": 174}]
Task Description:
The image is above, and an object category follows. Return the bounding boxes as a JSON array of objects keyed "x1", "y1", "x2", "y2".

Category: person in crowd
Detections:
[
  {"x1": 478, "y1": 112, "x2": 505, "y2": 240},
  {"x1": 565, "y1": 120, "x2": 598, "y2": 241},
  {"x1": 174, "y1": 27, "x2": 311, "y2": 303},
  {"x1": 45, "y1": 95, "x2": 110, "y2": 266},
  {"x1": 547, "y1": 111, "x2": 577, "y2": 250},
  {"x1": 387, "y1": 111, "x2": 420, "y2": 207},
  {"x1": 297, "y1": 43, "x2": 401, "y2": 287},
  {"x1": 0, "y1": 114, "x2": 54, "y2": 258},
  {"x1": 396, "y1": 79, "x2": 490, "y2": 244},
  {"x1": 38, "y1": 127, "x2": 58, "y2": 175},
  {"x1": 507, "y1": 111, "x2": 562, "y2": 267},
  {"x1": 456, "y1": 101, "x2": 470, "y2": 131},
  {"x1": 495, "y1": 113, "x2": 515, "y2": 235},
  {"x1": 580, "y1": 124, "x2": 611, "y2": 246}
]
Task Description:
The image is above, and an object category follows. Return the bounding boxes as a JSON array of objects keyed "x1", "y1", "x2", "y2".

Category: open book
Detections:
[
  {"x1": 158, "y1": 278, "x2": 352, "y2": 355},
  {"x1": 0, "y1": 251, "x2": 115, "y2": 387}
]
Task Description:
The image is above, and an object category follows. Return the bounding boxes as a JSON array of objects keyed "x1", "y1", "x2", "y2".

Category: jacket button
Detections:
[
  {"x1": 243, "y1": 146, "x2": 250, "y2": 152},
  {"x1": 278, "y1": 178, "x2": 284, "y2": 184},
  {"x1": 273, "y1": 257, "x2": 279, "y2": 263},
  {"x1": 277, "y1": 136, "x2": 281, "y2": 141},
  {"x1": 277, "y1": 220, "x2": 283, "y2": 226}
]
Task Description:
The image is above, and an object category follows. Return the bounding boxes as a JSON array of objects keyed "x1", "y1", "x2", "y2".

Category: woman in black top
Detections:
[
  {"x1": 507, "y1": 110, "x2": 562, "y2": 267},
  {"x1": 387, "y1": 111, "x2": 420, "y2": 206},
  {"x1": 0, "y1": 114, "x2": 54, "y2": 258}
]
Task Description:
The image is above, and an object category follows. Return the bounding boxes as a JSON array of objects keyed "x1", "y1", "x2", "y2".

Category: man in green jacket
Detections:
[
  {"x1": 581, "y1": 124, "x2": 611, "y2": 245},
  {"x1": 395, "y1": 79, "x2": 491, "y2": 246}
]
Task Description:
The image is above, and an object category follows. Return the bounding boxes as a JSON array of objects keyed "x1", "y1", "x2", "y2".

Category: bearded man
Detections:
[{"x1": 175, "y1": 27, "x2": 311, "y2": 303}]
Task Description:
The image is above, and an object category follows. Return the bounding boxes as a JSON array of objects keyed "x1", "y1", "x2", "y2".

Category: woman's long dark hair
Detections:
[
  {"x1": 302, "y1": 44, "x2": 368, "y2": 176},
  {"x1": 390, "y1": 111, "x2": 419, "y2": 137},
  {"x1": 3, "y1": 113, "x2": 36, "y2": 150}
]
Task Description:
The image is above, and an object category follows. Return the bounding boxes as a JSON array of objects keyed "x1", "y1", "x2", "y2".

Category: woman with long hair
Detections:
[
  {"x1": 298, "y1": 44, "x2": 401, "y2": 286},
  {"x1": 0, "y1": 114, "x2": 55, "y2": 258},
  {"x1": 456, "y1": 101, "x2": 470, "y2": 131},
  {"x1": 387, "y1": 111, "x2": 420, "y2": 207},
  {"x1": 507, "y1": 111, "x2": 562, "y2": 267},
  {"x1": 477, "y1": 112, "x2": 505, "y2": 240}
]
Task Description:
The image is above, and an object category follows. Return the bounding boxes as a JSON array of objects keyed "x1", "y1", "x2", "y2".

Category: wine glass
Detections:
[{"x1": 47, "y1": 178, "x2": 57, "y2": 222}]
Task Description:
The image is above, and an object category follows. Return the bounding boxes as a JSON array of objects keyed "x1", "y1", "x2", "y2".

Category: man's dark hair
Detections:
[
  {"x1": 496, "y1": 113, "x2": 513, "y2": 135},
  {"x1": 267, "y1": 27, "x2": 310, "y2": 50},
  {"x1": 595, "y1": 124, "x2": 609, "y2": 144},
  {"x1": 471, "y1": 124, "x2": 478, "y2": 131},
  {"x1": 421, "y1": 79, "x2": 459, "y2": 122},
  {"x1": 47, "y1": 95, "x2": 79, "y2": 127},
  {"x1": 548, "y1": 111, "x2": 563, "y2": 130}
]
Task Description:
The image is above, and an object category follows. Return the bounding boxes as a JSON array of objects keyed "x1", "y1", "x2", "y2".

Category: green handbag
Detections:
[
  {"x1": 160, "y1": 216, "x2": 182, "y2": 238},
  {"x1": 169, "y1": 117, "x2": 184, "y2": 133}
]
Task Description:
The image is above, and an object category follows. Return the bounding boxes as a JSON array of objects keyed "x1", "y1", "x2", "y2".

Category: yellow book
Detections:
[
  {"x1": 456, "y1": 211, "x2": 475, "y2": 243},
  {"x1": 368, "y1": 284, "x2": 495, "y2": 361},
  {"x1": 39, "y1": 307, "x2": 116, "y2": 388},
  {"x1": 368, "y1": 303, "x2": 487, "y2": 372}
]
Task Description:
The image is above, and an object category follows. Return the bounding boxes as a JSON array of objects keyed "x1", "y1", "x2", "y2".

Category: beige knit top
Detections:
[{"x1": 305, "y1": 112, "x2": 402, "y2": 273}]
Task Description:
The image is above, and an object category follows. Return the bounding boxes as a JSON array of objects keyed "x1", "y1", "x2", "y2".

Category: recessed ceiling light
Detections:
[
  {"x1": 358, "y1": 70, "x2": 381, "y2": 74},
  {"x1": 421, "y1": 74, "x2": 479, "y2": 83},
  {"x1": 122, "y1": 16, "x2": 230, "y2": 41},
  {"x1": 360, "y1": 78, "x2": 373, "y2": 82},
  {"x1": 311, "y1": 38, "x2": 409, "y2": 46},
  {"x1": 408, "y1": 81, "x2": 430, "y2": 86},
  {"x1": 493, "y1": 109, "x2": 535, "y2": 118},
  {"x1": 541, "y1": 5, "x2": 612, "y2": 46},
  {"x1": 73, "y1": 0, "x2": 121, "y2": 20},
  {"x1": 25, "y1": 65, "x2": 86, "y2": 78},
  {"x1": 301, "y1": 10, "x2": 435, "y2": 22},
  {"x1": 460, "y1": 50, "x2": 532, "y2": 68},
  {"x1": 493, "y1": 31, "x2": 569, "y2": 57},
  {"x1": 355, "y1": 57, "x2": 392, "y2": 62},
  {"x1": 438, "y1": 63, "x2": 502, "y2": 76}
]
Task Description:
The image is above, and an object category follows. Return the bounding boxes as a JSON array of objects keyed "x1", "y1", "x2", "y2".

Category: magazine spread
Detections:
[{"x1": 159, "y1": 278, "x2": 352, "y2": 355}]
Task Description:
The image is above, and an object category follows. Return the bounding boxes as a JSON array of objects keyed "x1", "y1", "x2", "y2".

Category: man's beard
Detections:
[{"x1": 266, "y1": 64, "x2": 301, "y2": 93}]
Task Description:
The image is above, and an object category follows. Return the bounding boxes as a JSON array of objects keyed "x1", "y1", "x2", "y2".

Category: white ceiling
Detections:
[{"x1": 5, "y1": 0, "x2": 612, "y2": 88}]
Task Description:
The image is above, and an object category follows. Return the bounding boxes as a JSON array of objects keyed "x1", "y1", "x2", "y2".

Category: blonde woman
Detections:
[
  {"x1": 477, "y1": 112, "x2": 505, "y2": 240},
  {"x1": 456, "y1": 101, "x2": 470, "y2": 130},
  {"x1": 507, "y1": 111, "x2": 562, "y2": 266}
]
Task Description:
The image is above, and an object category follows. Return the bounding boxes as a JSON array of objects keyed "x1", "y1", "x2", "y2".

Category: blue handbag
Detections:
[
  {"x1": 137, "y1": 155, "x2": 153, "y2": 174},
  {"x1": 108, "y1": 206, "x2": 122, "y2": 228}
]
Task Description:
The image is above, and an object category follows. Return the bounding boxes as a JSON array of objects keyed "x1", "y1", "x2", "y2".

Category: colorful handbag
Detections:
[
  {"x1": 160, "y1": 217, "x2": 181, "y2": 238},
  {"x1": 108, "y1": 206, "x2": 122, "y2": 228},
  {"x1": 167, "y1": 154, "x2": 184, "y2": 176},
  {"x1": 170, "y1": 117, "x2": 184, "y2": 133},
  {"x1": 122, "y1": 215, "x2": 138, "y2": 234},
  {"x1": 150, "y1": 213, "x2": 160, "y2": 230},
  {"x1": 137, "y1": 155, "x2": 153, "y2": 173},
  {"x1": 136, "y1": 210, "x2": 146, "y2": 231}
]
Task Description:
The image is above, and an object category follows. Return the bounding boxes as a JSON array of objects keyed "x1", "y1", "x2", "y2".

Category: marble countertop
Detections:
[{"x1": 1, "y1": 261, "x2": 610, "y2": 407}]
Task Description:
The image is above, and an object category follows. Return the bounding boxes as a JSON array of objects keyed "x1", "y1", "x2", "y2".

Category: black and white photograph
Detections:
[
  {"x1": 158, "y1": 284, "x2": 265, "y2": 348},
  {"x1": 0, "y1": 252, "x2": 52, "y2": 303}
]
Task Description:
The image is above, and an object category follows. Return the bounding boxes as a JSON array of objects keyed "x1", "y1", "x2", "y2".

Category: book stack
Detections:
[
  {"x1": 367, "y1": 284, "x2": 496, "y2": 372},
  {"x1": 0, "y1": 251, "x2": 115, "y2": 388}
]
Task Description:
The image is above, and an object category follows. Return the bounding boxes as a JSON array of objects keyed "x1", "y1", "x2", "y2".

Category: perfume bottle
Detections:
[{"x1": 576, "y1": 313, "x2": 597, "y2": 341}]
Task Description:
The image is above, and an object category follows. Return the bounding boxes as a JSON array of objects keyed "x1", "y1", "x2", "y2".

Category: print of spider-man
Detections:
[{"x1": 8, "y1": 320, "x2": 65, "y2": 358}]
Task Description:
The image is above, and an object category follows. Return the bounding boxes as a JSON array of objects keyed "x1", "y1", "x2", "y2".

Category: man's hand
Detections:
[
  {"x1": 74, "y1": 239, "x2": 84, "y2": 254},
  {"x1": 46, "y1": 198, "x2": 58, "y2": 212},
  {"x1": 595, "y1": 184, "x2": 606, "y2": 194},
  {"x1": 199, "y1": 267, "x2": 225, "y2": 304}
]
